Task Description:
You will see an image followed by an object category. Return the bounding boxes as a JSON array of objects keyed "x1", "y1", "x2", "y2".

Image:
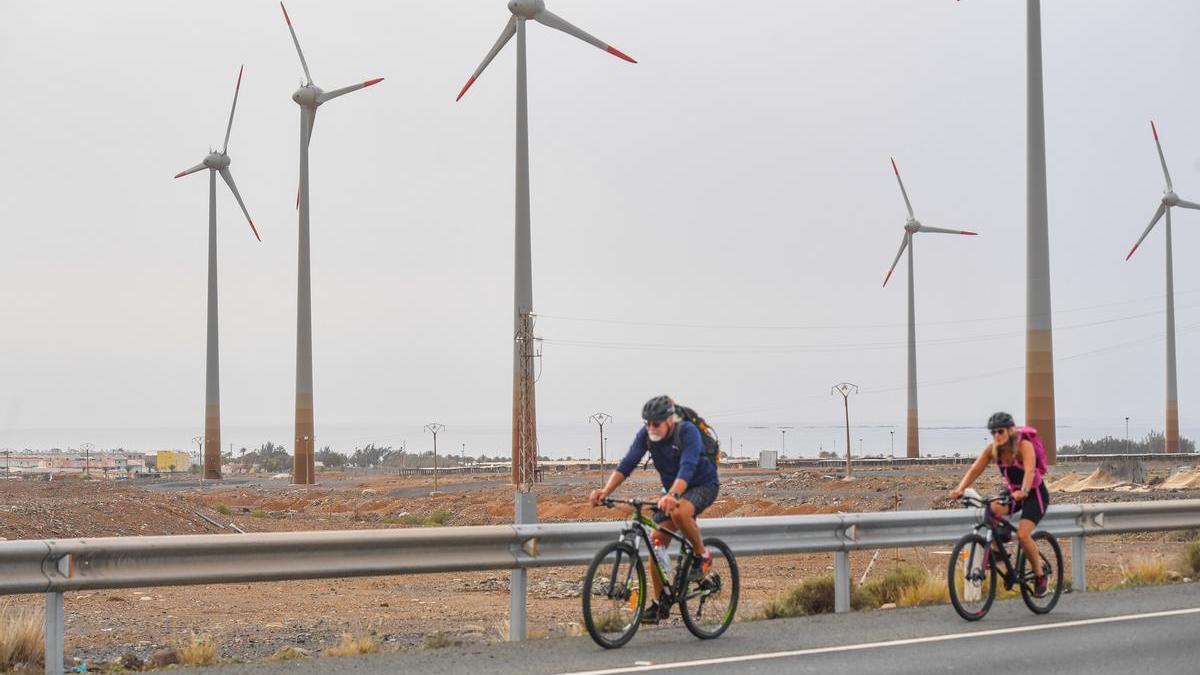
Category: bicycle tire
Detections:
[
  {"x1": 679, "y1": 537, "x2": 739, "y2": 640},
  {"x1": 948, "y1": 533, "x2": 997, "y2": 621},
  {"x1": 1019, "y1": 531, "x2": 1063, "y2": 614},
  {"x1": 582, "y1": 540, "x2": 646, "y2": 649}
]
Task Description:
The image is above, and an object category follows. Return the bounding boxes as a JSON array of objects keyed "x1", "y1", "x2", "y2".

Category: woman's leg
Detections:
[{"x1": 1017, "y1": 518, "x2": 1042, "y2": 578}]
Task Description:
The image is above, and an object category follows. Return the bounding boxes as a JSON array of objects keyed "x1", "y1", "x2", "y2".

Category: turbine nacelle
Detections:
[
  {"x1": 1162, "y1": 190, "x2": 1182, "y2": 207},
  {"x1": 204, "y1": 152, "x2": 231, "y2": 171},
  {"x1": 292, "y1": 84, "x2": 322, "y2": 108},
  {"x1": 904, "y1": 219, "x2": 921, "y2": 234},
  {"x1": 508, "y1": 0, "x2": 545, "y2": 19}
]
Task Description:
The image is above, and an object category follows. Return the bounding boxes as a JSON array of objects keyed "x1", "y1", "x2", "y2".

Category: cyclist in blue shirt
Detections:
[{"x1": 589, "y1": 395, "x2": 720, "y2": 623}]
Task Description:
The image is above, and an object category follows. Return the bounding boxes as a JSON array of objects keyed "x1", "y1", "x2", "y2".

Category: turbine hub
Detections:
[
  {"x1": 204, "y1": 152, "x2": 230, "y2": 170},
  {"x1": 1163, "y1": 190, "x2": 1179, "y2": 207},
  {"x1": 292, "y1": 85, "x2": 322, "y2": 108},
  {"x1": 904, "y1": 219, "x2": 920, "y2": 234},
  {"x1": 508, "y1": 0, "x2": 544, "y2": 19}
]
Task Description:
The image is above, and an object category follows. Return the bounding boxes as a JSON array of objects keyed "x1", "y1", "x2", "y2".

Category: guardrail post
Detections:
[
  {"x1": 44, "y1": 591, "x2": 64, "y2": 675},
  {"x1": 834, "y1": 550, "x2": 850, "y2": 613},
  {"x1": 509, "y1": 491, "x2": 536, "y2": 642},
  {"x1": 1071, "y1": 537, "x2": 1086, "y2": 593}
]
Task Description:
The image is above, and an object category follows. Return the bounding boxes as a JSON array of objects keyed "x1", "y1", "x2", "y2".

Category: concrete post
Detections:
[
  {"x1": 834, "y1": 550, "x2": 851, "y2": 613},
  {"x1": 44, "y1": 591, "x2": 64, "y2": 675}
]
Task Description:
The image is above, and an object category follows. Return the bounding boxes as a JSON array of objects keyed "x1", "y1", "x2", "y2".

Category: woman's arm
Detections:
[{"x1": 950, "y1": 445, "x2": 993, "y2": 498}]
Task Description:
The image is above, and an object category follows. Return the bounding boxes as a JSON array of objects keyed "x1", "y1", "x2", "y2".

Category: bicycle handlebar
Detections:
[
  {"x1": 602, "y1": 497, "x2": 663, "y2": 513},
  {"x1": 958, "y1": 493, "x2": 1013, "y2": 508}
]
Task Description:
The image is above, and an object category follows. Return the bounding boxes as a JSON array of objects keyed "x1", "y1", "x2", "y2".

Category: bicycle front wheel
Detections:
[
  {"x1": 582, "y1": 541, "x2": 646, "y2": 649},
  {"x1": 680, "y1": 537, "x2": 739, "y2": 640},
  {"x1": 1019, "y1": 531, "x2": 1063, "y2": 614},
  {"x1": 948, "y1": 533, "x2": 997, "y2": 621}
]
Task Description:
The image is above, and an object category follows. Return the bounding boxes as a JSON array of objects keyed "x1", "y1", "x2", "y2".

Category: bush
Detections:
[
  {"x1": 325, "y1": 634, "x2": 379, "y2": 657},
  {"x1": 214, "y1": 503, "x2": 231, "y2": 516},
  {"x1": 0, "y1": 601, "x2": 42, "y2": 671},
  {"x1": 250, "y1": 509, "x2": 268, "y2": 519},
  {"x1": 1186, "y1": 540, "x2": 1200, "y2": 576},
  {"x1": 857, "y1": 564, "x2": 927, "y2": 608},
  {"x1": 423, "y1": 510, "x2": 453, "y2": 527},
  {"x1": 423, "y1": 630, "x2": 457, "y2": 649},
  {"x1": 178, "y1": 634, "x2": 219, "y2": 666},
  {"x1": 1117, "y1": 557, "x2": 1169, "y2": 588},
  {"x1": 897, "y1": 577, "x2": 949, "y2": 607}
]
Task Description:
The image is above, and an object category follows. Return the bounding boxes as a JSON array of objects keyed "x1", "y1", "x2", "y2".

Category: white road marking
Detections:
[{"x1": 561, "y1": 606, "x2": 1200, "y2": 674}]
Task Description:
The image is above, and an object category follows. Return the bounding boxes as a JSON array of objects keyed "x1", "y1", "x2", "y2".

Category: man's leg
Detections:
[
  {"x1": 669, "y1": 499, "x2": 705, "y2": 556},
  {"x1": 648, "y1": 524, "x2": 675, "y2": 599}
]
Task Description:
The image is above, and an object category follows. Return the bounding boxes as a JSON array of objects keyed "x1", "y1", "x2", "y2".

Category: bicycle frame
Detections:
[
  {"x1": 608, "y1": 499, "x2": 695, "y2": 606},
  {"x1": 964, "y1": 497, "x2": 1028, "y2": 590}
]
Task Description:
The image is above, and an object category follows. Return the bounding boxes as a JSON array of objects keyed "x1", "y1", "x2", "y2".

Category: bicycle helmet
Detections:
[
  {"x1": 987, "y1": 411, "x2": 1015, "y2": 430},
  {"x1": 642, "y1": 395, "x2": 675, "y2": 422}
]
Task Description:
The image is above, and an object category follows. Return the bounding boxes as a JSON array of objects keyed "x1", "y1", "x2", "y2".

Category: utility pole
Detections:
[
  {"x1": 1125, "y1": 416, "x2": 1130, "y2": 454},
  {"x1": 831, "y1": 383, "x2": 858, "y2": 477},
  {"x1": 589, "y1": 413, "x2": 612, "y2": 478},
  {"x1": 425, "y1": 423, "x2": 445, "y2": 492},
  {"x1": 890, "y1": 430, "x2": 895, "y2": 458},
  {"x1": 3, "y1": 448, "x2": 10, "y2": 479},
  {"x1": 81, "y1": 442, "x2": 93, "y2": 478}
]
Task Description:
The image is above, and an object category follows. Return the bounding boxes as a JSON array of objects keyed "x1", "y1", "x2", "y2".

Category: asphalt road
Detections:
[{"x1": 177, "y1": 583, "x2": 1200, "y2": 674}]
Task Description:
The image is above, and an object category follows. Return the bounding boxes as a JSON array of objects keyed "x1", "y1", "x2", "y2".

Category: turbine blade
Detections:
[
  {"x1": 1127, "y1": 203, "x2": 1166, "y2": 260},
  {"x1": 222, "y1": 65, "x2": 244, "y2": 154},
  {"x1": 1151, "y1": 121, "x2": 1173, "y2": 191},
  {"x1": 883, "y1": 233, "x2": 909, "y2": 287},
  {"x1": 174, "y1": 163, "x2": 207, "y2": 179},
  {"x1": 891, "y1": 157, "x2": 914, "y2": 219},
  {"x1": 280, "y1": 3, "x2": 314, "y2": 85},
  {"x1": 917, "y1": 226, "x2": 978, "y2": 236},
  {"x1": 456, "y1": 16, "x2": 517, "y2": 101},
  {"x1": 533, "y1": 9, "x2": 636, "y2": 63},
  {"x1": 219, "y1": 168, "x2": 261, "y2": 242},
  {"x1": 316, "y1": 78, "x2": 384, "y2": 105},
  {"x1": 1174, "y1": 198, "x2": 1200, "y2": 211}
]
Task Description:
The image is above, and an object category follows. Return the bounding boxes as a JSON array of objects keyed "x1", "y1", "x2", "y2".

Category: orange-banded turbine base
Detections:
[
  {"x1": 204, "y1": 405, "x2": 221, "y2": 480},
  {"x1": 906, "y1": 410, "x2": 919, "y2": 459},
  {"x1": 1026, "y1": 329, "x2": 1057, "y2": 464},
  {"x1": 293, "y1": 393, "x2": 315, "y2": 484},
  {"x1": 1167, "y1": 400, "x2": 1180, "y2": 453}
]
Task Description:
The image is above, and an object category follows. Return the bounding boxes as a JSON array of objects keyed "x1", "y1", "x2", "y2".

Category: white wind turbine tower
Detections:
[
  {"x1": 882, "y1": 158, "x2": 977, "y2": 458},
  {"x1": 174, "y1": 65, "x2": 261, "y2": 481},
  {"x1": 455, "y1": 0, "x2": 635, "y2": 498},
  {"x1": 280, "y1": 3, "x2": 384, "y2": 485},
  {"x1": 1125, "y1": 121, "x2": 1200, "y2": 454}
]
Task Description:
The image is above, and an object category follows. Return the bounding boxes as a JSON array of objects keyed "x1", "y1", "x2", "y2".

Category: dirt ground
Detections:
[{"x1": 2, "y1": 461, "x2": 1198, "y2": 669}]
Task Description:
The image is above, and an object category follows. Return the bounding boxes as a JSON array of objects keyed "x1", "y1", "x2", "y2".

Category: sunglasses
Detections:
[
  {"x1": 990, "y1": 429, "x2": 1008, "y2": 437},
  {"x1": 645, "y1": 419, "x2": 669, "y2": 429}
]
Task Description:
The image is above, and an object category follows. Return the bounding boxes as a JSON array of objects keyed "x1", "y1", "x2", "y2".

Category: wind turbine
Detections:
[
  {"x1": 280, "y1": 3, "x2": 383, "y2": 485},
  {"x1": 1125, "y1": 121, "x2": 1199, "y2": 454},
  {"x1": 455, "y1": 0, "x2": 635, "y2": 493},
  {"x1": 174, "y1": 65, "x2": 260, "y2": 481},
  {"x1": 882, "y1": 158, "x2": 977, "y2": 458}
]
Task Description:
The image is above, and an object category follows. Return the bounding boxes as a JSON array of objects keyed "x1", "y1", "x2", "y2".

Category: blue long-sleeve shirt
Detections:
[{"x1": 615, "y1": 421, "x2": 719, "y2": 491}]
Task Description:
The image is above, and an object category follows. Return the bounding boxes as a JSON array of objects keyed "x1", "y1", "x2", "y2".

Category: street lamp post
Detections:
[
  {"x1": 890, "y1": 430, "x2": 895, "y2": 459},
  {"x1": 81, "y1": 442, "x2": 94, "y2": 478},
  {"x1": 425, "y1": 423, "x2": 445, "y2": 492},
  {"x1": 191, "y1": 437, "x2": 203, "y2": 483},
  {"x1": 589, "y1": 413, "x2": 612, "y2": 477},
  {"x1": 831, "y1": 383, "x2": 859, "y2": 477},
  {"x1": 1125, "y1": 416, "x2": 1130, "y2": 454}
]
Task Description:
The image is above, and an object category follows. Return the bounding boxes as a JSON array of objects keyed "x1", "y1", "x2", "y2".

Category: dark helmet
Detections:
[
  {"x1": 987, "y1": 412, "x2": 1016, "y2": 430},
  {"x1": 642, "y1": 395, "x2": 675, "y2": 422}
]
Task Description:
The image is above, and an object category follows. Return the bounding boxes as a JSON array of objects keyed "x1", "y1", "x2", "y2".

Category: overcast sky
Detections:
[{"x1": 2, "y1": 1, "x2": 1199, "y2": 458}]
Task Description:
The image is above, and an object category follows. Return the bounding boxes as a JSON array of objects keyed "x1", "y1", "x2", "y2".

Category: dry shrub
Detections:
[
  {"x1": 324, "y1": 634, "x2": 379, "y2": 657},
  {"x1": 897, "y1": 577, "x2": 949, "y2": 607},
  {"x1": 269, "y1": 646, "x2": 309, "y2": 661},
  {"x1": 0, "y1": 601, "x2": 43, "y2": 671},
  {"x1": 1187, "y1": 540, "x2": 1200, "y2": 575},
  {"x1": 858, "y1": 564, "x2": 928, "y2": 608},
  {"x1": 1118, "y1": 557, "x2": 1169, "y2": 588},
  {"x1": 423, "y1": 630, "x2": 457, "y2": 649},
  {"x1": 177, "y1": 634, "x2": 219, "y2": 666}
]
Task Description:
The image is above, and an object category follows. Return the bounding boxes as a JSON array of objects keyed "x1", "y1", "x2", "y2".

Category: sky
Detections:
[{"x1": 1, "y1": 1, "x2": 1199, "y2": 459}]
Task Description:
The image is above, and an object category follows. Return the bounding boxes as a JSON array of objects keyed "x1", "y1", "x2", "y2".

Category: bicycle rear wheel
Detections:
[
  {"x1": 680, "y1": 537, "x2": 739, "y2": 639},
  {"x1": 948, "y1": 533, "x2": 997, "y2": 621},
  {"x1": 582, "y1": 541, "x2": 646, "y2": 649},
  {"x1": 1019, "y1": 531, "x2": 1063, "y2": 614}
]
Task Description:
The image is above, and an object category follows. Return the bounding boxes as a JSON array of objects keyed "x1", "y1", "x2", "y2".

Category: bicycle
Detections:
[
  {"x1": 581, "y1": 497, "x2": 739, "y2": 649},
  {"x1": 947, "y1": 489, "x2": 1063, "y2": 621}
]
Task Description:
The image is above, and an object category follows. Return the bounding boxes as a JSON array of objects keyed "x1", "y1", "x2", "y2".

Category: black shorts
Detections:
[
  {"x1": 1007, "y1": 485, "x2": 1050, "y2": 525},
  {"x1": 653, "y1": 482, "x2": 720, "y2": 524}
]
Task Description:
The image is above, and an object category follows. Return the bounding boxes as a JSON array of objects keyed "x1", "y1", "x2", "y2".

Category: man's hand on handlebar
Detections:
[
  {"x1": 657, "y1": 493, "x2": 678, "y2": 514},
  {"x1": 588, "y1": 489, "x2": 607, "y2": 507}
]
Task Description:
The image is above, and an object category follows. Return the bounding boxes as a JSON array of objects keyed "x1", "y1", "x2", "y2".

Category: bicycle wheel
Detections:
[
  {"x1": 948, "y1": 533, "x2": 997, "y2": 621},
  {"x1": 1019, "y1": 531, "x2": 1063, "y2": 614},
  {"x1": 582, "y1": 541, "x2": 646, "y2": 649},
  {"x1": 680, "y1": 537, "x2": 739, "y2": 640}
]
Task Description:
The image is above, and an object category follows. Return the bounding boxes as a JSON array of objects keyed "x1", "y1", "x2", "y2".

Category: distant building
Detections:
[{"x1": 153, "y1": 450, "x2": 192, "y2": 473}]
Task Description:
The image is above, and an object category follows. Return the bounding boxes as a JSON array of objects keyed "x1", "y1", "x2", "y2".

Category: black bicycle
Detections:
[
  {"x1": 948, "y1": 490, "x2": 1063, "y2": 621},
  {"x1": 581, "y1": 497, "x2": 739, "y2": 648}
]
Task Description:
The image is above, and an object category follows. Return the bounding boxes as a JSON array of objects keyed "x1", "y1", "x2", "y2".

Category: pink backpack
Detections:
[{"x1": 997, "y1": 426, "x2": 1048, "y2": 492}]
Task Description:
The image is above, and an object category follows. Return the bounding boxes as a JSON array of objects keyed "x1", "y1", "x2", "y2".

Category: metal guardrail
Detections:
[{"x1": 3, "y1": 499, "x2": 1199, "y2": 674}]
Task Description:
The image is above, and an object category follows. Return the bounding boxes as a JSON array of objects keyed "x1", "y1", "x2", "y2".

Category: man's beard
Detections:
[{"x1": 648, "y1": 430, "x2": 665, "y2": 442}]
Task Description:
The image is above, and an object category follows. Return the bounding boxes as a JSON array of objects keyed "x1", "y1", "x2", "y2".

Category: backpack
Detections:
[
  {"x1": 996, "y1": 426, "x2": 1047, "y2": 492},
  {"x1": 644, "y1": 404, "x2": 721, "y2": 465}
]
